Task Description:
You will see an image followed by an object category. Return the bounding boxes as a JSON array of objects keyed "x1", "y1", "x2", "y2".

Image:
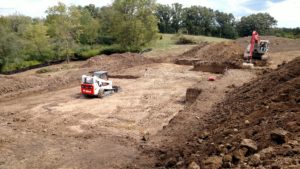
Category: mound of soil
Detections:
[
  {"x1": 0, "y1": 71, "x2": 81, "y2": 99},
  {"x1": 176, "y1": 41, "x2": 245, "y2": 69},
  {"x1": 236, "y1": 36, "x2": 300, "y2": 53},
  {"x1": 154, "y1": 57, "x2": 300, "y2": 168},
  {"x1": 83, "y1": 53, "x2": 152, "y2": 71}
]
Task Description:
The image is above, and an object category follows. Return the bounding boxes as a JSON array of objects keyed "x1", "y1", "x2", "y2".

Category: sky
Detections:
[{"x1": 0, "y1": 0, "x2": 299, "y2": 28}]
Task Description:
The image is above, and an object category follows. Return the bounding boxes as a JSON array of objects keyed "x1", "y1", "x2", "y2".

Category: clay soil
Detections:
[
  {"x1": 0, "y1": 36, "x2": 299, "y2": 169},
  {"x1": 175, "y1": 41, "x2": 244, "y2": 69}
]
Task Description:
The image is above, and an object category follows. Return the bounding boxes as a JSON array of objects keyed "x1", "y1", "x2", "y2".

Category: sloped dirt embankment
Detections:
[{"x1": 175, "y1": 41, "x2": 245, "y2": 73}]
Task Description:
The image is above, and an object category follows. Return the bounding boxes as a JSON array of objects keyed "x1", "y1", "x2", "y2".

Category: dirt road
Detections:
[{"x1": 0, "y1": 63, "x2": 206, "y2": 169}]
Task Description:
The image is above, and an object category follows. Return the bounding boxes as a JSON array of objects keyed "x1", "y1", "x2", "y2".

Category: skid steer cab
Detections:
[{"x1": 81, "y1": 71, "x2": 120, "y2": 98}]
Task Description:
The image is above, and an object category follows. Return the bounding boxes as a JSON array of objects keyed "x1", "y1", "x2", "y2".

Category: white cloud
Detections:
[
  {"x1": 266, "y1": 0, "x2": 300, "y2": 27},
  {"x1": 0, "y1": 0, "x2": 112, "y2": 17},
  {"x1": 156, "y1": 0, "x2": 213, "y2": 8},
  {"x1": 0, "y1": 0, "x2": 299, "y2": 27}
]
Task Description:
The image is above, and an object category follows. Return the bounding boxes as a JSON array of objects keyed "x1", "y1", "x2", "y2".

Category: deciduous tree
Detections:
[
  {"x1": 237, "y1": 13, "x2": 277, "y2": 36},
  {"x1": 110, "y1": 0, "x2": 158, "y2": 50}
]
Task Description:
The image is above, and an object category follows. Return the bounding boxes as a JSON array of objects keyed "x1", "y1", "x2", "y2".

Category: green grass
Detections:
[
  {"x1": 144, "y1": 34, "x2": 230, "y2": 58},
  {"x1": 148, "y1": 34, "x2": 230, "y2": 50}
]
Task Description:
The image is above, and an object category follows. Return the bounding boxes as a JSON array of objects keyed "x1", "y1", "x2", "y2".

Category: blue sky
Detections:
[{"x1": 0, "y1": 0, "x2": 299, "y2": 28}]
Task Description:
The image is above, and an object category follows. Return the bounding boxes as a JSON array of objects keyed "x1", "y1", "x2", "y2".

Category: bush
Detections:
[
  {"x1": 74, "y1": 46, "x2": 101, "y2": 60},
  {"x1": 97, "y1": 36, "x2": 117, "y2": 45},
  {"x1": 99, "y1": 45, "x2": 141, "y2": 55},
  {"x1": 2, "y1": 60, "x2": 41, "y2": 72},
  {"x1": 80, "y1": 49, "x2": 100, "y2": 59},
  {"x1": 99, "y1": 46, "x2": 127, "y2": 55},
  {"x1": 175, "y1": 36, "x2": 197, "y2": 45}
]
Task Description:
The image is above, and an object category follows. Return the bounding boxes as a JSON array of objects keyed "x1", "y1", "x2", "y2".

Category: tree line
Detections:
[
  {"x1": 0, "y1": 0, "x2": 299, "y2": 72},
  {"x1": 0, "y1": 0, "x2": 158, "y2": 72},
  {"x1": 156, "y1": 3, "x2": 300, "y2": 39},
  {"x1": 156, "y1": 3, "x2": 281, "y2": 38}
]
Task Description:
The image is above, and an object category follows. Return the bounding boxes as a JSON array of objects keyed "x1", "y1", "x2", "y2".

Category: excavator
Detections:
[{"x1": 243, "y1": 31, "x2": 270, "y2": 68}]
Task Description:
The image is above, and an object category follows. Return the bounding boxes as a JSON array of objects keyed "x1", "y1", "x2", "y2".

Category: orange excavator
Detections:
[{"x1": 243, "y1": 31, "x2": 270, "y2": 68}]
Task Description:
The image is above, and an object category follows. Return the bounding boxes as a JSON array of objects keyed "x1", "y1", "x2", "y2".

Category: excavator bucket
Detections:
[{"x1": 242, "y1": 62, "x2": 254, "y2": 69}]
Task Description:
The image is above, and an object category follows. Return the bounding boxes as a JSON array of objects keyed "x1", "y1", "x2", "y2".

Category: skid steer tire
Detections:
[
  {"x1": 113, "y1": 86, "x2": 122, "y2": 93},
  {"x1": 98, "y1": 90, "x2": 105, "y2": 98}
]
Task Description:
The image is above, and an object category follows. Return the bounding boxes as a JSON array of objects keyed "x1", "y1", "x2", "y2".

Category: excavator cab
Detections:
[{"x1": 258, "y1": 40, "x2": 270, "y2": 53}]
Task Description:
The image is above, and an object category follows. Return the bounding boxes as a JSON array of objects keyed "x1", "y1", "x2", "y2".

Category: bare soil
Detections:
[
  {"x1": 138, "y1": 57, "x2": 299, "y2": 169},
  {"x1": 0, "y1": 53, "x2": 152, "y2": 101},
  {"x1": 0, "y1": 62, "x2": 207, "y2": 169},
  {"x1": 175, "y1": 41, "x2": 244, "y2": 69},
  {"x1": 0, "y1": 36, "x2": 299, "y2": 169}
]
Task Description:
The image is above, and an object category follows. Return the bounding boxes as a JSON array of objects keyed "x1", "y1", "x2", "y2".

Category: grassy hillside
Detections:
[
  {"x1": 145, "y1": 34, "x2": 230, "y2": 59},
  {"x1": 149, "y1": 34, "x2": 230, "y2": 49}
]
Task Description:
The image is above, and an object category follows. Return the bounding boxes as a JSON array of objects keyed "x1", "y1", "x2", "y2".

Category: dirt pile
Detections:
[
  {"x1": 176, "y1": 41, "x2": 245, "y2": 70},
  {"x1": 155, "y1": 57, "x2": 300, "y2": 168},
  {"x1": 0, "y1": 75, "x2": 44, "y2": 96},
  {"x1": 0, "y1": 71, "x2": 81, "y2": 99},
  {"x1": 83, "y1": 52, "x2": 152, "y2": 71}
]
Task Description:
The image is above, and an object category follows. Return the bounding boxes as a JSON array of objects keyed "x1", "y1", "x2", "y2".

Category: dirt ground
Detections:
[
  {"x1": 0, "y1": 62, "x2": 208, "y2": 169},
  {"x1": 138, "y1": 57, "x2": 299, "y2": 169},
  {"x1": 0, "y1": 36, "x2": 299, "y2": 169}
]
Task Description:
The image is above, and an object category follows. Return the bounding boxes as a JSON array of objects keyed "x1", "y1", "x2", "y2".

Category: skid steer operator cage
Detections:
[{"x1": 93, "y1": 71, "x2": 108, "y2": 80}]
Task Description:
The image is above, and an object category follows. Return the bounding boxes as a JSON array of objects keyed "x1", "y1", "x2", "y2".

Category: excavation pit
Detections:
[
  {"x1": 175, "y1": 59, "x2": 200, "y2": 65},
  {"x1": 193, "y1": 61, "x2": 227, "y2": 74},
  {"x1": 186, "y1": 87, "x2": 202, "y2": 104}
]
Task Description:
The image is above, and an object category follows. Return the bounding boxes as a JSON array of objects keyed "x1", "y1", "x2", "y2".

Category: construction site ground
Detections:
[{"x1": 0, "y1": 36, "x2": 299, "y2": 169}]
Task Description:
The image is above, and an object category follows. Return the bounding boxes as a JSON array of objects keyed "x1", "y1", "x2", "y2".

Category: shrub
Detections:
[
  {"x1": 175, "y1": 36, "x2": 197, "y2": 45},
  {"x1": 97, "y1": 36, "x2": 117, "y2": 45},
  {"x1": 80, "y1": 49, "x2": 100, "y2": 59},
  {"x1": 99, "y1": 45, "x2": 141, "y2": 55},
  {"x1": 74, "y1": 46, "x2": 101, "y2": 60},
  {"x1": 2, "y1": 60, "x2": 41, "y2": 72}
]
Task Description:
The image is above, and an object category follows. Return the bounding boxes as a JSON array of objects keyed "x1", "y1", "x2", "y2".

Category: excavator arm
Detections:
[{"x1": 249, "y1": 31, "x2": 260, "y2": 62}]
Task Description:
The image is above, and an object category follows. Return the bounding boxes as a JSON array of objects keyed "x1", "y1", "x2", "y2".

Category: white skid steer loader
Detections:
[{"x1": 81, "y1": 71, "x2": 121, "y2": 98}]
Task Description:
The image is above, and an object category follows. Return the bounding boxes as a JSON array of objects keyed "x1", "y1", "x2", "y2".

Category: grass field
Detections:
[
  {"x1": 149, "y1": 34, "x2": 230, "y2": 49},
  {"x1": 145, "y1": 34, "x2": 230, "y2": 58}
]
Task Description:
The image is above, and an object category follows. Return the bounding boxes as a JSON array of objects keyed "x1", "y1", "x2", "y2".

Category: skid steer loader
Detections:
[{"x1": 81, "y1": 71, "x2": 120, "y2": 98}]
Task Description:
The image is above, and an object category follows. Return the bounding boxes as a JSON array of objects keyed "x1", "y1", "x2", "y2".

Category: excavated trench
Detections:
[
  {"x1": 175, "y1": 58, "x2": 201, "y2": 65},
  {"x1": 186, "y1": 87, "x2": 202, "y2": 104},
  {"x1": 193, "y1": 61, "x2": 227, "y2": 74}
]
